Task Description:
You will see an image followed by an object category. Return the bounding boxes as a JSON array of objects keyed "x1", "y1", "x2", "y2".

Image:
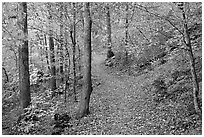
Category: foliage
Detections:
[{"x1": 2, "y1": 2, "x2": 202, "y2": 135}]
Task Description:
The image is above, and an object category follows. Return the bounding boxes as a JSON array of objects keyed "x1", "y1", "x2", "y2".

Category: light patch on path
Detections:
[{"x1": 89, "y1": 53, "x2": 157, "y2": 134}]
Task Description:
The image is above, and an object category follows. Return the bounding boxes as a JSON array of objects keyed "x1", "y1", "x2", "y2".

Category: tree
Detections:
[
  {"x1": 59, "y1": 2, "x2": 64, "y2": 83},
  {"x1": 135, "y1": 2, "x2": 201, "y2": 113},
  {"x1": 44, "y1": 34, "x2": 50, "y2": 70},
  {"x1": 48, "y1": 3, "x2": 57, "y2": 91},
  {"x1": 106, "y1": 3, "x2": 112, "y2": 47},
  {"x1": 76, "y1": 2, "x2": 92, "y2": 119},
  {"x1": 70, "y1": 2, "x2": 77, "y2": 101},
  {"x1": 105, "y1": 3, "x2": 115, "y2": 59},
  {"x1": 179, "y1": 2, "x2": 201, "y2": 113},
  {"x1": 125, "y1": 3, "x2": 129, "y2": 61},
  {"x1": 18, "y1": 2, "x2": 31, "y2": 108}
]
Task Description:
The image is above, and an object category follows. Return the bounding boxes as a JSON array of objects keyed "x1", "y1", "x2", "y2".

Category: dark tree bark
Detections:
[
  {"x1": 77, "y1": 44, "x2": 82, "y2": 75},
  {"x1": 59, "y1": 3, "x2": 64, "y2": 83},
  {"x1": 106, "y1": 3, "x2": 112, "y2": 47},
  {"x1": 64, "y1": 47, "x2": 70, "y2": 103},
  {"x1": 44, "y1": 34, "x2": 50, "y2": 70},
  {"x1": 105, "y1": 3, "x2": 114, "y2": 59},
  {"x1": 70, "y1": 2, "x2": 77, "y2": 101},
  {"x1": 48, "y1": 4, "x2": 56, "y2": 91},
  {"x1": 78, "y1": 5, "x2": 84, "y2": 76},
  {"x1": 181, "y1": 3, "x2": 200, "y2": 113},
  {"x1": 18, "y1": 2, "x2": 31, "y2": 108},
  {"x1": 125, "y1": 3, "x2": 129, "y2": 62},
  {"x1": 64, "y1": 5, "x2": 71, "y2": 103},
  {"x1": 76, "y1": 2, "x2": 92, "y2": 119}
]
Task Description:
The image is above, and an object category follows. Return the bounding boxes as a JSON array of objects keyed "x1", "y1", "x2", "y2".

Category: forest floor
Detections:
[
  {"x1": 64, "y1": 52, "x2": 201, "y2": 135},
  {"x1": 2, "y1": 52, "x2": 202, "y2": 135}
]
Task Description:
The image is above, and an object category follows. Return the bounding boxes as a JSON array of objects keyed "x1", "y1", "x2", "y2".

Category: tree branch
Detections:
[{"x1": 135, "y1": 3, "x2": 185, "y2": 38}]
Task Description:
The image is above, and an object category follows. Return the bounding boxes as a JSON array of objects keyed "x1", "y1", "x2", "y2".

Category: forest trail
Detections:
[{"x1": 85, "y1": 52, "x2": 157, "y2": 134}]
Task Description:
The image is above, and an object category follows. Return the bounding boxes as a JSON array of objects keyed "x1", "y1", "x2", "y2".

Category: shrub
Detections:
[{"x1": 152, "y1": 78, "x2": 168, "y2": 103}]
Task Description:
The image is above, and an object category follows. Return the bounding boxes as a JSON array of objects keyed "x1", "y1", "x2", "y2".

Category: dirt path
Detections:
[{"x1": 87, "y1": 53, "x2": 158, "y2": 134}]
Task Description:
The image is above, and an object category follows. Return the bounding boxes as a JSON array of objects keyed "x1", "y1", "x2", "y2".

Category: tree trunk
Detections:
[
  {"x1": 71, "y1": 2, "x2": 77, "y2": 101},
  {"x1": 76, "y1": 2, "x2": 92, "y2": 119},
  {"x1": 18, "y1": 2, "x2": 31, "y2": 108},
  {"x1": 59, "y1": 3, "x2": 64, "y2": 83},
  {"x1": 64, "y1": 5, "x2": 70, "y2": 102},
  {"x1": 106, "y1": 4, "x2": 112, "y2": 47},
  {"x1": 125, "y1": 3, "x2": 129, "y2": 62},
  {"x1": 48, "y1": 4, "x2": 56, "y2": 91},
  {"x1": 44, "y1": 34, "x2": 50, "y2": 71},
  {"x1": 77, "y1": 44, "x2": 82, "y2": 75},
  {"x1": 182, "y1": 5, "x2": 200, "y2": 113},
  {"x1": 64, "y1": 47, "x2": 70, "y2": 103},
  {"x1": 105, "y1": 3, "x2": 115, "y2": 60}
]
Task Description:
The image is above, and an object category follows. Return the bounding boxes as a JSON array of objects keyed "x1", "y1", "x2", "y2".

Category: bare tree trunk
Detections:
[
  {"x1": 106, "y1": 3, "x2": 112, "y2": 47},
  {"x1": 71, "y1": 2, "x2": 77, "y2": 101},
  {"x1": 48, "y1": 4, "x2": 56, "y2": 92},
  {"x1": 105, "y1": 3, "x2": 115, "y2": 61},
  {"x1": 18, "y1": 2, "x2": 31, "y2": 108},
  {"x1": 39, "y1": 40, "x2": 44, "y2": 69},
  {"x1": 70, "y1": 3, "x2": 77, "y2": 101},
  {"x1": 64, "y1": 47, "x2": 70, "y2": 103},
  {"x1": 182, "y1": 4, "x2": 200, "y2": 113},
  {"x1": 125, "y1": 3, "x2": 129, "y2": 62},
  {"x1": 76, "y1": 2, "x2": 92, "y2": 119},
  {"x1": 125, "y1": 3, "x2": 131, "y2": 75},
  {"x1": 78, "y1": 5, "x2": 84, "y2": 76},
  {"x1": 59, "y1": 3, "x2": 64, "y2": 83},
  {"x1": 64, "y1": 4, "x2": 70, "y2": 102},
  {"x1": 77, "y1": 44, "x2": 82, "y2": 75},
  {"x1": 44, "y1": 34, "x2": 50, "y2": 71}
]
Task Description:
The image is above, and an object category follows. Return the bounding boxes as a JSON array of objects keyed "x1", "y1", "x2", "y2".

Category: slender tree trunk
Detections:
[
  {"x1": 38, "y1": 40, "x2": 44, "y2": 69},
  {"x1": 125, "y1": 3, "x2": 129, "y2": 62},
  {"x1": 59, "y1": 3, "x2": 64, "y2": 83},
  {"x1": 44, "y1": 34, "x2": 50, "y2": 70},
  {"x1": 64, "y1": 47, "x2": 70, "y2": 103},
  {"x1": 106, "y1": 4, "x2": 112, "y2": 47},
  {"x1": 76, "y1": 2, "x2": 92, "y2": 119},
  {"x1": 78, "y1": 6, "x2": 84, "y2": 76},
  {"x1": 48, "y1": 4, "x2": 56, "y2": 91},
  {"x1": 182, "y1": 4, "x2": 200, "y2": 113},
  {"x1": 105, "y1": 3, "x2": 114, "y2": 61},
  {"x1": 77, "y1": 44, "x2": 82, "y2": 75},
  {"x1": 71, "y1": 2, "x2": 77, "y2": 101},
  {"x1": 18, "y1": 2, "x2": 31, "y2": 108},
  {"x1": 64, "y1": 5, "x2": 70, "y2": 102}
]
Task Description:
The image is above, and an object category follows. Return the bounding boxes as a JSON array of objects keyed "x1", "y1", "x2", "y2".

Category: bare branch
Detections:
[{"x1": 135, "y1": 3, "x2": 185, "y2": 37}]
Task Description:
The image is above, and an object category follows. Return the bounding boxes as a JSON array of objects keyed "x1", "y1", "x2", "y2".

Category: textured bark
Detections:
[
  {"x1": 44, "y1": 34, "x2": 50, "y2": 70},
  {"x1": 76, "y1": 2, "x2": 92, "y2": 119},
  {"x1": 182, "y1": 5, "x2": 200, "y2": 113},
  {"x1": 18, "y1": 2, "x2": 31, "y2": 108},
  {"x1": 77, "y1": 44, "x2": 82, "y2": 75},
  {"x1": 106, "y1": 3, "x2": 114, "y2": 59},
  {"x1": 64, "y1": 49, "x2": 70, "y2": 103},
  {"x1": 48, "y1": 4, "x2": 56, "y2": 91},
  {"x1": 106, "y1": 4, "x2": 112, "y2": 47},
  {"x1": 71, "y1": 2, "x2": 77, "y2": 101},
  {"x1": 64, "y1": 5, "x2": 70, "y2": 102},
  {"x1": 59, "y1": 3, "x2": 64, "y2": 83},
  {"x1": 125, "y1": 3, "x2": 129, "y2": 62}
]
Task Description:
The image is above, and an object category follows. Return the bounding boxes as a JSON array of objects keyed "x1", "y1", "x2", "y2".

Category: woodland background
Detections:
[{"x1": 2, "y1": 2, "x2": 202, "y2": 135}]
